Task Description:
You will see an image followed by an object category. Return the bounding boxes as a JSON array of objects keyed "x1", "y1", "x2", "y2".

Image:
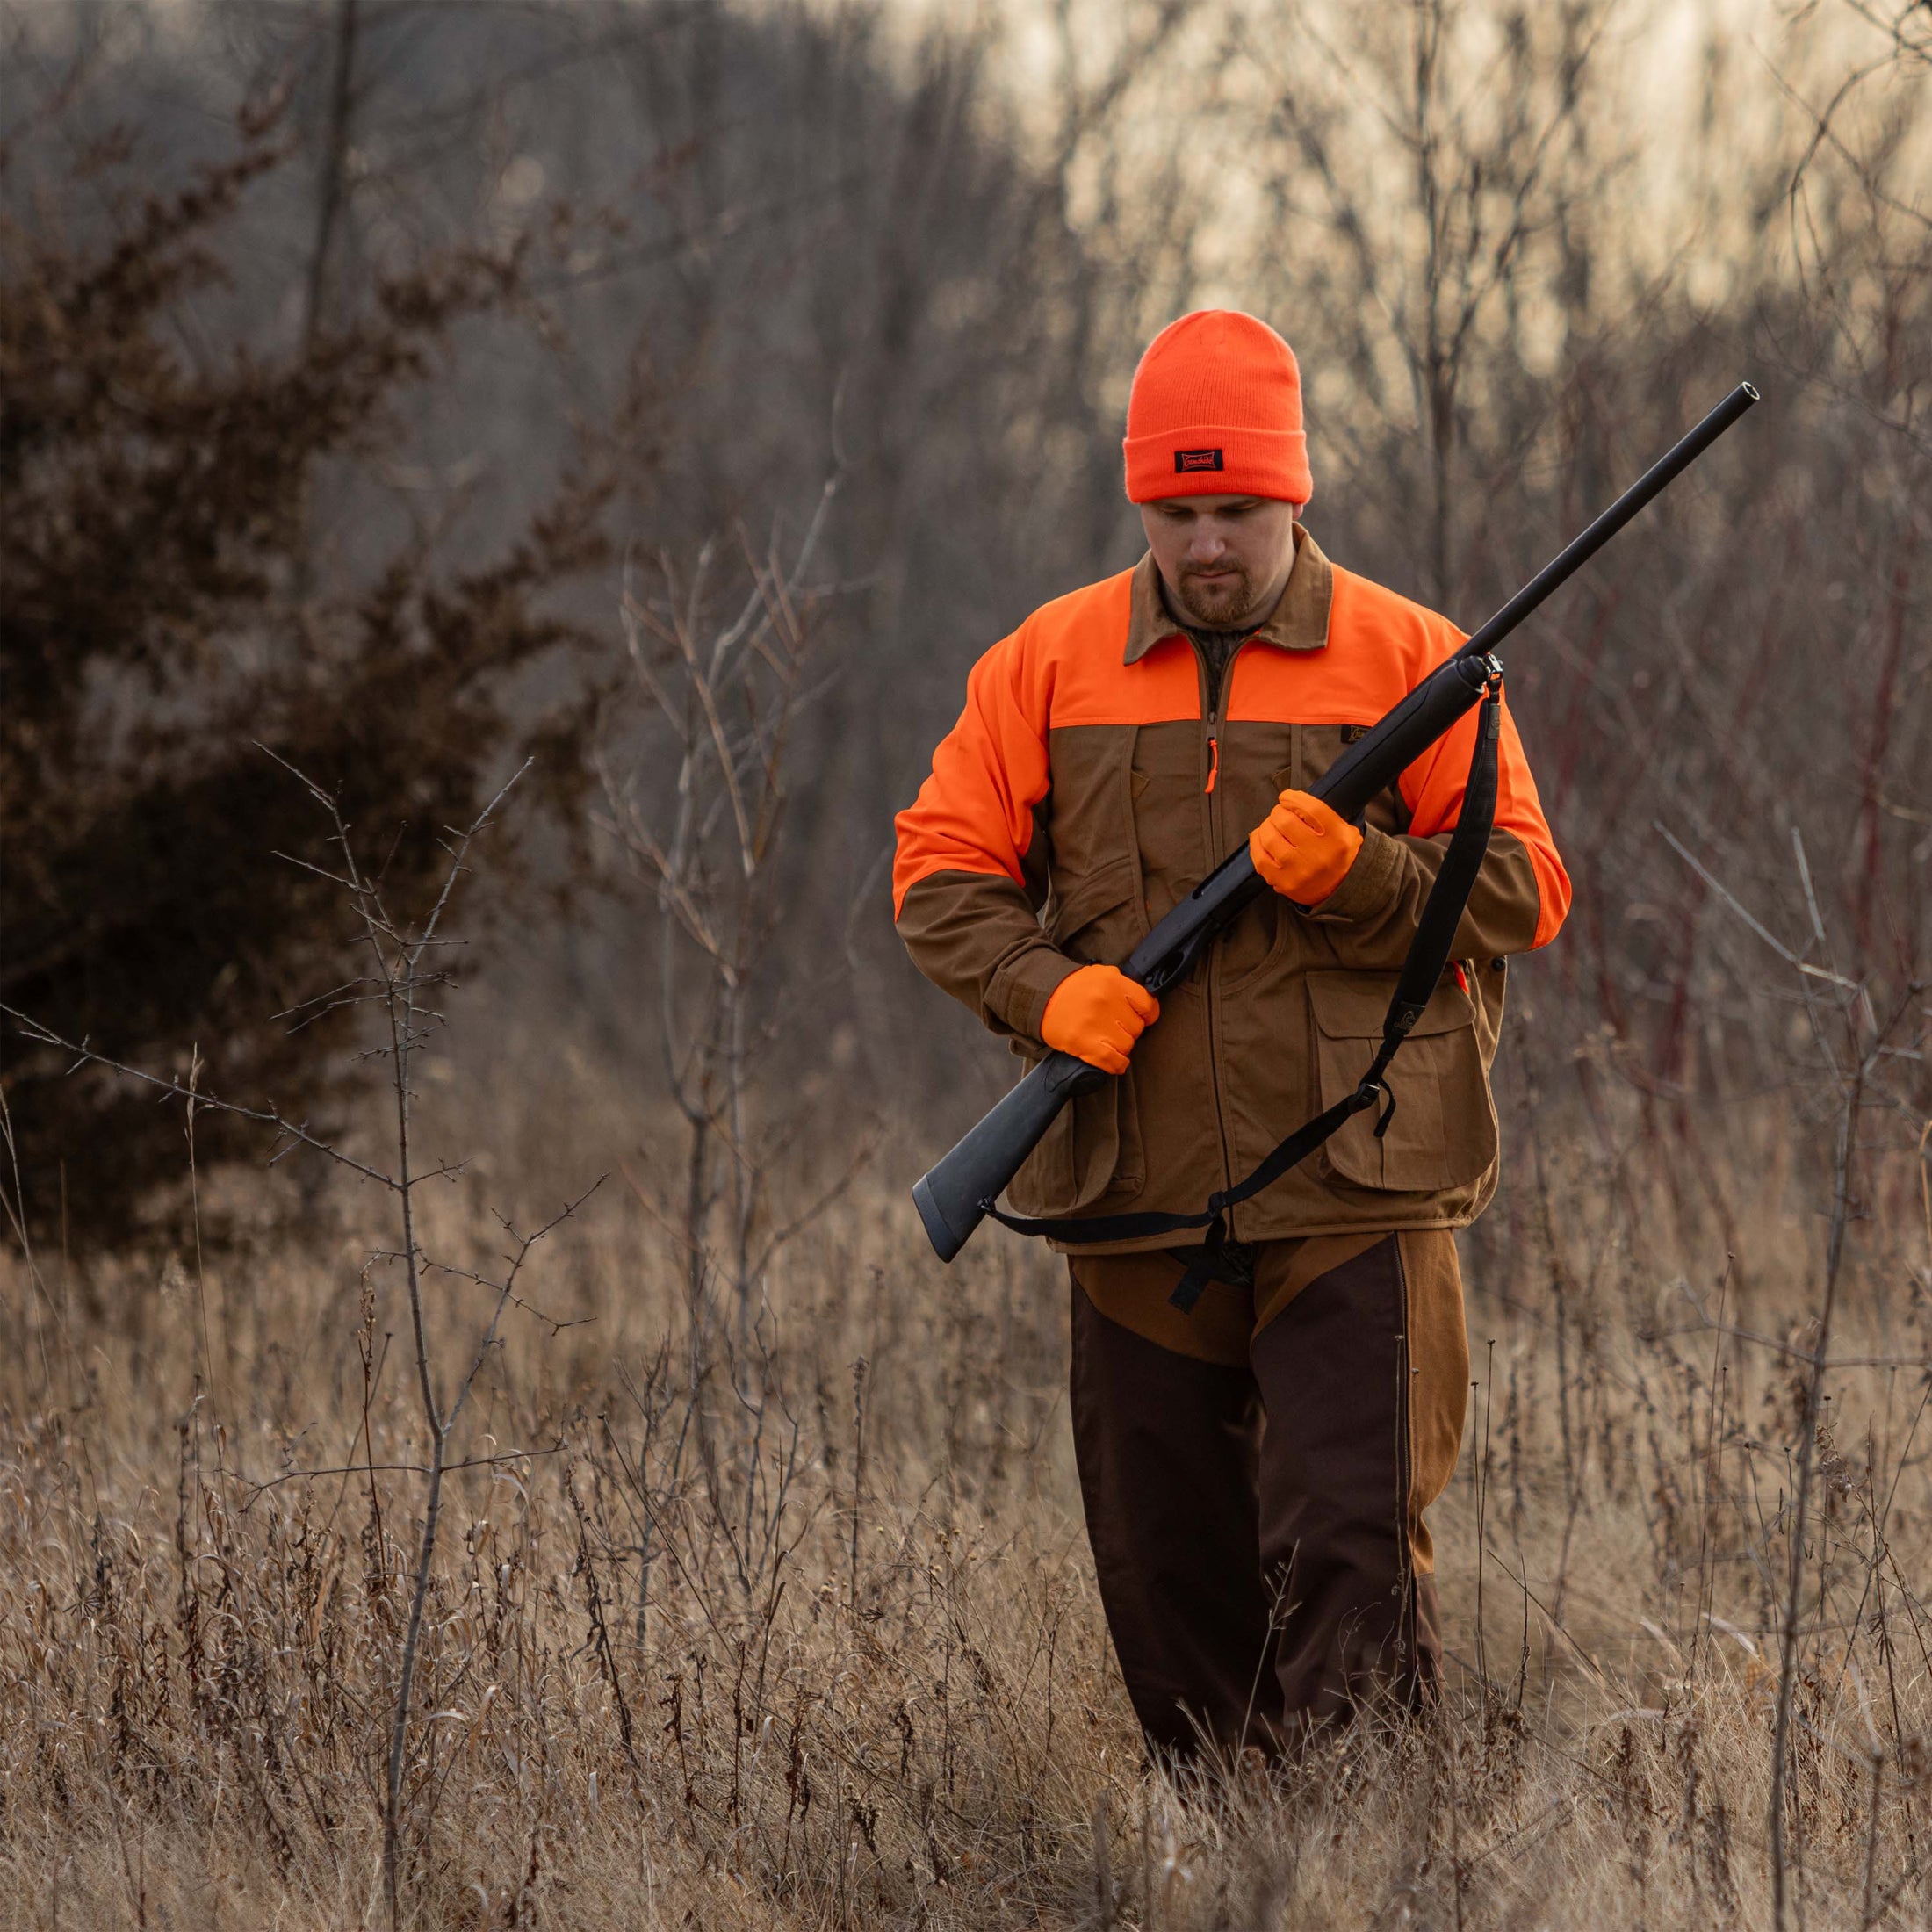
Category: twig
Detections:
[
  {"x1": 0, "y1": 1007, "x2": 398, "y2": 1191},
  {"x1": 241, "y1": 1448, "x2": 561, "y2": 1496}
]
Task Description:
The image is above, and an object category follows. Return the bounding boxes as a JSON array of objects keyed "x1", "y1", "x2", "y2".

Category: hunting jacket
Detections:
[{"x1": 893, "y1": 524, "x2": 1571, "y2": 1251}]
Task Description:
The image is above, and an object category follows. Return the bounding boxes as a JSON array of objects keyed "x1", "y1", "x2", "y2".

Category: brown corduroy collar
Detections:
[{"x1": 1122, "y1": 520, "x2": 1334, "y2": 665}]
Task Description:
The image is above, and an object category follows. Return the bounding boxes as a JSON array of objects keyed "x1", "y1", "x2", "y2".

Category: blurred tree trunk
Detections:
[{"x1": 303, "y1": 0, "x2": 360, "y2": 343}]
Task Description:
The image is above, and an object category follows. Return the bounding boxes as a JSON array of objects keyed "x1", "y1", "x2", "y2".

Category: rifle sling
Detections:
[{"x1": 982, "y1": 679, "x2": 1504, "y2": 1312}]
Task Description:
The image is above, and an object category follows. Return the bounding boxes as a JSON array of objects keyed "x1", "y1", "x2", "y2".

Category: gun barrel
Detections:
[{"x1": 1458, "y1": 381, "x2": 1759, "y2": 664}]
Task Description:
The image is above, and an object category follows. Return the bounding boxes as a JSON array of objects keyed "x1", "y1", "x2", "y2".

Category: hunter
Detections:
[{"x1": 892, "y1": 311, "x2": 1570, "y2": 1757}]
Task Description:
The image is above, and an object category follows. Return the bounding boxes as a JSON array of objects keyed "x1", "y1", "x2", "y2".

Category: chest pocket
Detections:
[
  {"x1": 1042, "y1": 724, "x2": 1148, "y2": 944},
  {"x1": 1042, "y1": 853, "x2": 1143, "y2": 965},
  {"x1": 1296, "y1": 724, "x2": 1410, "y2": 836}
]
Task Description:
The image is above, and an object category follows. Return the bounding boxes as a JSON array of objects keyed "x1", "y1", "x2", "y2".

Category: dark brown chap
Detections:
[{"x1": 1068, "y1": 1236, "x2": 1448, "y2": 1759}]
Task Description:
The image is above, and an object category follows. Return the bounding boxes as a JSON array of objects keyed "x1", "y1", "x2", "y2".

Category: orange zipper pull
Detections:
[{"x1": 1205, "y1": 735, "x2": 1220, "y2": 794}]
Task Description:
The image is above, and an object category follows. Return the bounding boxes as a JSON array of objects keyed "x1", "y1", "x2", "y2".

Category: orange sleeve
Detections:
[
  {"x1": 892, "y1": 627, "x2": 1052, "y2": 917},
  {"x1": 1307, "y1": 602, "x2": 1572, "y2": 964},
  {"x1": 892, "y1": 626, "x2": 1084, "y2": 1043},
  {"x1": 1398, "y1": 670, "x2": 1572, "y2": 950}
]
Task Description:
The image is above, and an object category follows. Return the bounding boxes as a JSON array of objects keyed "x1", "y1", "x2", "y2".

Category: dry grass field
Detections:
[{"x1": 2, "y1": 1017, "x2": 1927, "y2": 1932}]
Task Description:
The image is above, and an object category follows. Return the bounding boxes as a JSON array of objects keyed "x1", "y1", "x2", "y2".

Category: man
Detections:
[{"x1": 893, "y1": 311, "x2": 1569, "y2": 1757}]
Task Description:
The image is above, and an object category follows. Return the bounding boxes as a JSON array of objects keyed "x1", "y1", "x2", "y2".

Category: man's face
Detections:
[{"x1": 1139, "y1": 494, "x2": 1298, "y2": 630}]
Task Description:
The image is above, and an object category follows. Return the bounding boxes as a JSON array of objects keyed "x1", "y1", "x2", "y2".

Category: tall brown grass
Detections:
[{"x1": 2, "y1": 1016, "x2": 1927, "y2": 1932}]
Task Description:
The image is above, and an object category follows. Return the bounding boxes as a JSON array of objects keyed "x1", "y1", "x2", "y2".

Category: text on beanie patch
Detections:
[{"x1": 1173, "y1": 448, "x2": 1225, "y2": 473}]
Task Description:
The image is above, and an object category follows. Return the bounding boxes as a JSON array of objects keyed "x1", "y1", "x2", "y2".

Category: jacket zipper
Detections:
[{"x1": 1195, "y1": 641, "x2": 1244, "y2": 1215}]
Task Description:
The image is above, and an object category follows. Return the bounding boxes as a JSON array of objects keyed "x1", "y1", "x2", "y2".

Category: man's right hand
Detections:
[{"x1": 1041, "y1": 964, "x2": 1160, "y2": 1075}]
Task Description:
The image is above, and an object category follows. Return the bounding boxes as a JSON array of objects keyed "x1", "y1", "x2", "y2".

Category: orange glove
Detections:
[
  {"x1": 1041, "y1": 964, "x2": 1160, "y2": 1075},
  {"x1": 1249, "y1": 790, "x2": 1364, "y2": 904}
]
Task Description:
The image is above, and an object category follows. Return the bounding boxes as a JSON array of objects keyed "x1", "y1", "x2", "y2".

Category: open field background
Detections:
[
  {"x1": 3, "y1": 0, "x2": 1929, "y2": 1925},
  {"x1": 3, "y1": 1028, "x2": 1930, "y2": 1928}
]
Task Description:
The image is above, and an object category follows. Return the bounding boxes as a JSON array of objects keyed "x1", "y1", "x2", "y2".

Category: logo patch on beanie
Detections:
[{"x1": 1173, "y1": 447, "x2": 1225, "y2": 473}]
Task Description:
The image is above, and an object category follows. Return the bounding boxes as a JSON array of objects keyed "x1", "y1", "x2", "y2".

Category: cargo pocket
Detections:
[
  {"x1": 1006, "y1": 856, "x2": 1147, "y2": 1215},
  {"x1": 1306, "y1": 970, "x2": 1497, "y2": 1193}
]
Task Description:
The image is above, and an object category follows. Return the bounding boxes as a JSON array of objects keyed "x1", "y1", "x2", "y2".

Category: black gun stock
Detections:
[
  {"x1": 913, "y1": 1050, "x2": 1104, "y2": 1260},
  {"x1": 913, "y1": 383, "x2": 1759, "y2": 1262}
]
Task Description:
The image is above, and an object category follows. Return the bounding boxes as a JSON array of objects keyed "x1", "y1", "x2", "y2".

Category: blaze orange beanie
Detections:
[{"x1": 1123, "y1": 310, "x2": 1312, "y2": 505}]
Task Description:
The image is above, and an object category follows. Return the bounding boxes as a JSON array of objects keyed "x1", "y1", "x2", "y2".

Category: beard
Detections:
[{"x1": 1173, "y1": 561, "x2": 1257, "y2": 629}]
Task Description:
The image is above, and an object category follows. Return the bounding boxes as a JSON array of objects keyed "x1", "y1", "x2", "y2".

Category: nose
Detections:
[{"x1": 1186, "y1": 524, "x2": 1228, "y2": 566}]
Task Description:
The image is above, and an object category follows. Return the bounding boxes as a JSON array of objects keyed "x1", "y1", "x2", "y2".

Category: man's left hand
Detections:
[{"x1": 1249, "y1": 790, "x2": 1363, "y2": 904}]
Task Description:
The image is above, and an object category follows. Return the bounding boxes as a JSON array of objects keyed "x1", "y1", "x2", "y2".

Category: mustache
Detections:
[{"x1": 1179, "y1": 564, "x2": 1251, "y2": 607}]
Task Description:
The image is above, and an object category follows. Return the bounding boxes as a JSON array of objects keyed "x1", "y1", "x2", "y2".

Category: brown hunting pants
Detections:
[{"x1": 1068, "y1": 1231, "x2": 1468, "y2": 1759}]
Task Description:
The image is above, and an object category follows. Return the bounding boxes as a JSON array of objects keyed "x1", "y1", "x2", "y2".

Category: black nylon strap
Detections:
[
  {"x1": 983, "y1": 675, "x2": 1506, "y2": 1288},
  {"x1": 1392, "y1": 688, "x2": 1502, "y2": 1014},
  {"x1": 981, "y1": 1085, "x2": 1379, "y2": 1251},
  {"x1": 1361, "y1": 678, "x2": 1503, "y2": 1139},
  {"x1": 1164, "y1": 1230, "x2": 1257, "y2": 1316}
]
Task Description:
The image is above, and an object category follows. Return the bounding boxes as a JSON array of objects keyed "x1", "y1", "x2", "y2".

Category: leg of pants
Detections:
[
  {"x1": 1251, "y1": 1234, "x2": 1463, "y2": 1727},
  {"x1": 1069, "y1": 1232, "x2": 1467, "y2": 1753},
  {"x1": 1067, "y1": 1271, "x2": 1274, "y2": 1758}
]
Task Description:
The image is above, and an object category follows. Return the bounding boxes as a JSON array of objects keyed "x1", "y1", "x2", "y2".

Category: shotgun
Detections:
[{"x1": 912, "y1": 382, "x2": 1759, "y2": 1262}]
